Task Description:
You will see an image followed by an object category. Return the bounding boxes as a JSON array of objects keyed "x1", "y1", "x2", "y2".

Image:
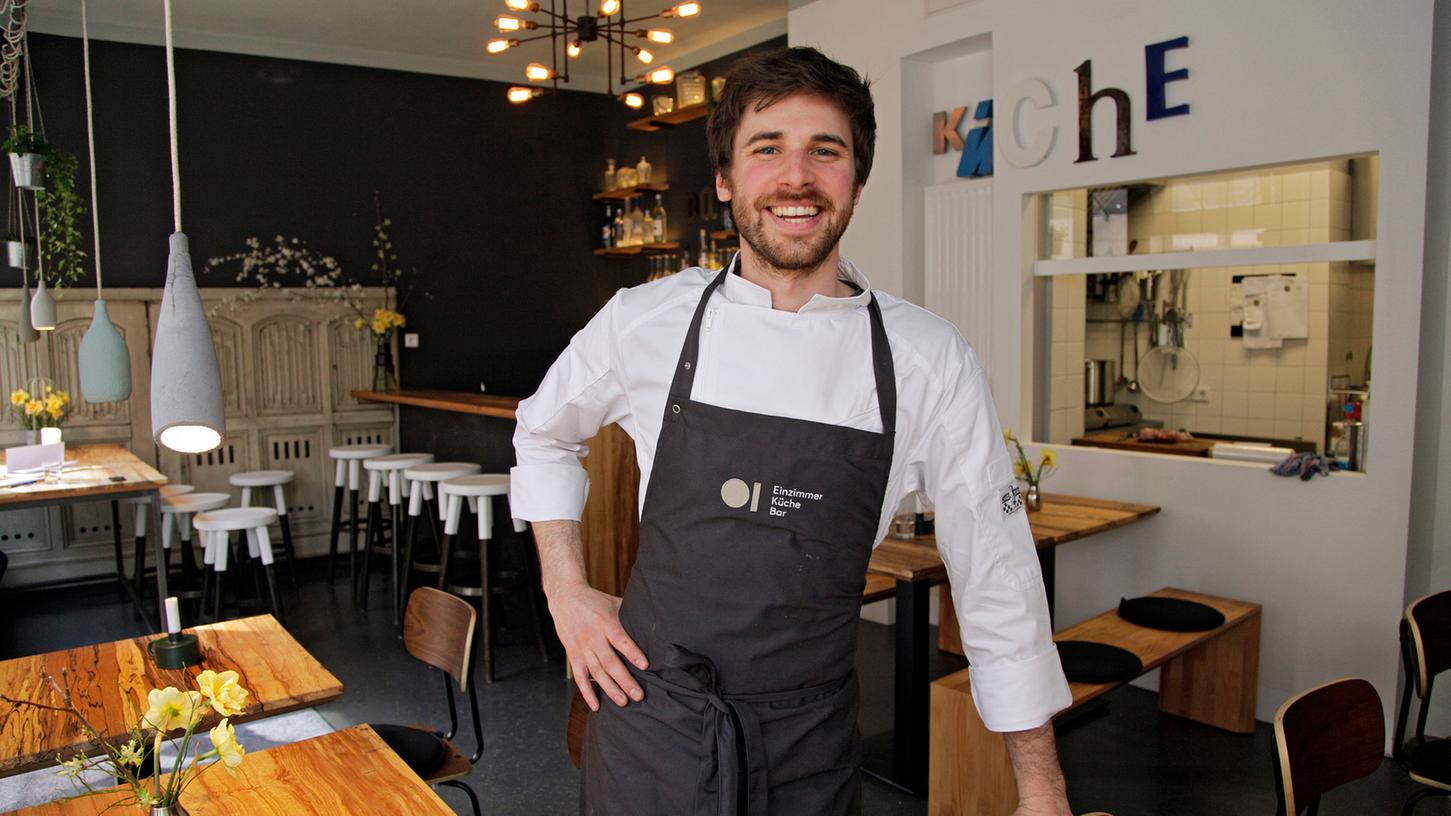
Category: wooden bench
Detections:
[{"x1": 928, "y1": 588, "x2": 1261, "y2": 816}]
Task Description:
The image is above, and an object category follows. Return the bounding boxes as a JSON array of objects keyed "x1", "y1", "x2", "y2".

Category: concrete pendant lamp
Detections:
[
  {"x1": 149, "y1": 0, "x2": 223, "y2": 453},
  {"x1": 28, "y1": 264, "x2": 54, "y2": 331},
  {"x1": 76, "y1": 0, "x2": 131, "y2": 402}
]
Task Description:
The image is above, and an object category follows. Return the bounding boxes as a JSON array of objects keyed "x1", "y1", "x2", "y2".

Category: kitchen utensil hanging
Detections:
[{"x1": 1137, "y1": 343, "x2": 1200, "y2": 403}]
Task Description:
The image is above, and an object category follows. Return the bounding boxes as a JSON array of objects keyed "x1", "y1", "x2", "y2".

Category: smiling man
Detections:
[{"x1": 512, "y1": 47, "x2": 1072, "y2": 816}]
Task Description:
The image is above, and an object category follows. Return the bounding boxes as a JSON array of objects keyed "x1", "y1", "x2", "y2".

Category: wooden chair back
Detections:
[
  {"x1": 1273, "y1": 677, "x2": 1384, "y2": 814},
  {"x1": 403, "y1": 587, "x2": 478, "y2": 688},
  {"x1": 567, "y1": 688, "x2": 589, "y2": 768},
  {"x1": 1407, "y1": 590, "x2": 1451, "y2": 697}
]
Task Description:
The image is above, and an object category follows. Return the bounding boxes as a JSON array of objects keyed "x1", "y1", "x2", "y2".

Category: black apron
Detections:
[{"x1": 581, "y1": 265, "x2": 897, "y2": 816}]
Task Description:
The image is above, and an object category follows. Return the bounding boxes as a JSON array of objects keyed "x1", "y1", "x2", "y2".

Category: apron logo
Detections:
[
  {"x1": 1001, "y1": 485, "x2": 1024, "y2": 517},
  {"x1": 721, "y1": 478, "x2": 762, "y2": 512}
]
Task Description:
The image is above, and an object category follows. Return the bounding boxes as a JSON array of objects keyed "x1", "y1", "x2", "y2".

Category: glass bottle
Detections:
[
  {"x1": 612, "y1": 203, "x2": 626, "y2": 247},
  {"x1": 697, "y1": 228, "x2": 709, "y2": 268},
  {"x1": 604, "y1": 158, "x2": 617, "y2": 191},
  {"x1": 652, "y1": 194, "x2": 667, "y2": 243},
  {"x1": 630, "y1": 198, "x2": 645, "y2": 246},
  {"x1": 636, "y1": 155, "x2": 653, "y2": 186},
  {"x1": 641, "y1": 206, "x2": 655, "y2": 247}
]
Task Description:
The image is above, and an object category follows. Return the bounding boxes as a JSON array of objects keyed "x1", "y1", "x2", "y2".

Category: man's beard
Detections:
[{"x1": 729, "y1": 190, "x2": 855, "y2": 276}]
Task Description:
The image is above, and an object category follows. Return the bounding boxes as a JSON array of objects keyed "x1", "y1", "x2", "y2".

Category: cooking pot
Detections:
[{"x1": 1085, "y1": 359, "x2": 1117, "y2": 406}]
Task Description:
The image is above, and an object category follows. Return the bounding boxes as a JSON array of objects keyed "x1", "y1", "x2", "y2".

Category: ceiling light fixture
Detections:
[{"x1": 483, "y1": 0, "x2": 702, "y2": 106}]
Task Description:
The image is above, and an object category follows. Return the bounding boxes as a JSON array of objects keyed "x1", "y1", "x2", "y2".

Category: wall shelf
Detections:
[
  {"x1": 709, "y1": 229, "x2": 737, "y2": 241},
  {"x1": 595, "y1": 242, "x2": 681, "y2": 258},
  {"x1": 1031, "y1": 239, "x2": 1376, "y2": 277},
  {"x1": 593, "y1": 183, "x2": 669, "y2": 201},
  {"x1": 626, "y1": 103, "x2": 708, "y2": 132}
]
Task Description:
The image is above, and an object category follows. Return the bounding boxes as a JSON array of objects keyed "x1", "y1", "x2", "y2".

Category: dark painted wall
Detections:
[{"x1": 26, "y1": 32, "x2": 783, "y2": 470}]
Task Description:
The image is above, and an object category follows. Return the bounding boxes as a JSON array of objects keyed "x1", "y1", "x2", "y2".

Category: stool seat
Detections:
[
  {"x1": 366, "y1": 453, "x2": 435, "y2": 472},
  {"x1": 330, "y1": 444, "x2": 393, "y2": 460},
  {"x1": 194, "y1": 507, "x2": 279, "y2": 532},
  {"x1": 123, "y1": 484, "x2": 195, "y2": 505},
  {"x1": 229, "y1": 470, "x2": 295, "y2": 488},
  {"x1": 161, "y1": 492, "x2": 231, "y2": 514},
  {"x1": 439, "y1": 475, "x2": 511, "y2": 498},
  {"x1": 404, "y1": 462, "x2": 482, "y2": 482}
]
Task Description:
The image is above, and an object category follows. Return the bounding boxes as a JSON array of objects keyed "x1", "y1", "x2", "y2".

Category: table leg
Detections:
[
  {"x1": 862, "y1": 577, "x2": 931, "y2": 797},
  {"x1": 151, "y1": 493, "x2": 169, "y2": 632},
  {"x1": 111, "y1": 500, "x2": 126, "y2": 604}
]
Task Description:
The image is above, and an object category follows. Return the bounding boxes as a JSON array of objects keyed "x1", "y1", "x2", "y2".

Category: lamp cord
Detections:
[
  {"x1": 163, "y1": 0, "x2": 180, "y2": 233},
  {"x1": 81, "y1": 0, "x2": 101, "y2": 294}
]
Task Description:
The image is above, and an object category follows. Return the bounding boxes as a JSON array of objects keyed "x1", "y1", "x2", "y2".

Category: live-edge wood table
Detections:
[
  {"x1": 0, "y1": 444, "x2": 168, "y2": 630},
  {"x1": 4, "y1": 725, "x2": 448, "y2": 815},
  {"x1": 862, "y1": 493, "x2": 1160, "y2": 797},
  {"x1": 0, "y1": 614, "x2": 343, "y2": 779}
]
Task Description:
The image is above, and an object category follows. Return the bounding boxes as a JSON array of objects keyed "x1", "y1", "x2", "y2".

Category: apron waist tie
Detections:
[{"x1": 640, "y1": 664, "x2": 850, "y2": 816}]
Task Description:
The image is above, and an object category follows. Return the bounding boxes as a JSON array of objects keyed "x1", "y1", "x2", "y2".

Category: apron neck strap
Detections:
[{"x1": 669, "y1": 264, "x2": 897, "y2": 436}]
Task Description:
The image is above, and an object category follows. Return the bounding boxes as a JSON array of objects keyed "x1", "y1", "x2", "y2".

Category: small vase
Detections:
[
  {"x1": 40, "y1": 426, "x2": 61, "y2": 445},
  {"x1": 1025, "y1": 483, "x2": 1042, "y2": 512},
  {"x1": 150, "y1": 803, "x2": 190, "y2": 815},
  {"x1": 372, "y1": 335, "x2": 397, "y2": 392},
  {"x1": 22, "y1": 428, "x2": 39, "y2": 446}
]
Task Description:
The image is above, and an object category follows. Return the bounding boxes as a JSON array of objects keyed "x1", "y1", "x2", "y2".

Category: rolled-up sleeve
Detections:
[
  {"x1": 510, "y1": 293, "x2": 630, "y2": 522},
  {"x1": 912, "y1": 344, "x2": 1071, "y2": 732}
]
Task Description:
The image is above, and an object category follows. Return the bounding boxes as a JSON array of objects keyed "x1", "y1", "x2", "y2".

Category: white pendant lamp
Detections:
[
  {"x1": 76, "y1": 0, "x2": 131, "y2": 402},
  {"x1": 149, "y1": 0, "x2": 223, "y2": 453},
  {"x1": 28, "y1": 267, "x2": 54, "y2": 331}
]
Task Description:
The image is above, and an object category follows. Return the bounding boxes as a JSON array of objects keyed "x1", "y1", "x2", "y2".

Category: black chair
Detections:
[
  {"x1": 1273, "y1": 677, "x2": 1384, "y2": 815},
  {"x1": 370, "y1": 587, "x2": 484, "y2": 816},
  {"x1": 1395, "y1": 590, "x2": 1451, "y2": 814}
]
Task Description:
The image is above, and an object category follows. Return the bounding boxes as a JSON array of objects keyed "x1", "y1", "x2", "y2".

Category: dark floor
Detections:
[{"x1": 1, "y1": 559, "x2": 1439, "y2": 816}]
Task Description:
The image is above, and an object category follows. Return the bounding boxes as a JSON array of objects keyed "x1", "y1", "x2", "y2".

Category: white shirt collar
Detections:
[{"x1": 719, "y1": 253, "x2": 873, "y2": 313}]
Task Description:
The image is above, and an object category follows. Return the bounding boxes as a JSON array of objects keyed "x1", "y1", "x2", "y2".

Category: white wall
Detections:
[{"x1": 792, "y1": 0, "x2": 1435, "y2": 737}]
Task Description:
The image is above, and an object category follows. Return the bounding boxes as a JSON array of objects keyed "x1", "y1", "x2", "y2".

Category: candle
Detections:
[{"x1": 165, "y1": 596, "x2": 181, "y2": 635}]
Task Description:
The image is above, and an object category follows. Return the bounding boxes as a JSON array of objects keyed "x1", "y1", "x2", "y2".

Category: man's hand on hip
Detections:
[{"x1": 548, "y1": 581, "x2": 650, "y2": 710}]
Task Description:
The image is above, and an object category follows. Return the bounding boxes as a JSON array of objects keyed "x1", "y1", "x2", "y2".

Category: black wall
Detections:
[{"x1": 27, "y1": 32, "x2": 783, "y2": 469}]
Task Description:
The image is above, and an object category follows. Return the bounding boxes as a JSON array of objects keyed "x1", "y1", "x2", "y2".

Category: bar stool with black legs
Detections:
[
  {"x1": 398, "y1": 462, "x2": 481, "y2": 621},
  {"x1": 361, "y1": 452, "x2": 434, "y2": 622},
  {"x1": 195, "y1": 507, "x2": 283, "y2": 623},
  {"x1": 159, "y1": 491, "x2": 231, "y2": 613},
  {"x1": 437, "y1": 473, "x2": 551, "y2": 683},
  {"x1": 229, "y1": 469, "x2": 300, "y2": 591},
  {"x1": 121, "y1": 484, "x2": 194, "y2": 614},
  {"x1": 327, "y1": 443, "x2": 392, "y2": 592}
]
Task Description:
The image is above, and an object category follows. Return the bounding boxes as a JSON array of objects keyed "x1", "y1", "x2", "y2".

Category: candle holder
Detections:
[{"x1": 148, "y1": 632, "x2": 201, "y2": 669}]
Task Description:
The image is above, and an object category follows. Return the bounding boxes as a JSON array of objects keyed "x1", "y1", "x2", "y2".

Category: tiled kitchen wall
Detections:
[{"x1": 1047, "y1": 190, "x2": 1088, "y2": 443}]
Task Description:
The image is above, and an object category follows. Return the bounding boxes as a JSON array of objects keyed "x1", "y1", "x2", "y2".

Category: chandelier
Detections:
[{"x1": 487, "y1": 0, "x2": 701, "y2": 107}]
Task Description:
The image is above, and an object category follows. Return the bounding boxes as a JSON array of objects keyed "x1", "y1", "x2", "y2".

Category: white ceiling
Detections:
[{"x1": 26, "y1": 0, "x2": 787, "y2": 93}]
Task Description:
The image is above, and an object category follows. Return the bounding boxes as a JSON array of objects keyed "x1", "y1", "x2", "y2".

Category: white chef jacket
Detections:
[{"x1": 510, "y1": 256, "x2": 1071, "y2": 732}]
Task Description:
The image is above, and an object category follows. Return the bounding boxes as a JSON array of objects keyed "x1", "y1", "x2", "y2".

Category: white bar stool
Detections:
[
  {"x1": 398, "y1": 462, "x2": 482, "y2": 617},
  {"x1": 327, "y1": 443, "x2": 392, "y2": 589},
  {"x1": 229, "y1": 469, "x2": 299, "y2": 591},
  {"x1": 438, "y1": 474, "x2": 550, "y2": 683},
  {"x1": 120, "y1": 484, "x2": 196, "y2": 620},
  {"x1": 194, "y1": 507, "x2": 282, "y2": 622},
  {"x1": 160, "y1": 491, "x2": 230, "y2": 616},
  {"x1": 361, "y1": 452, "x2": 434, "y2": 621}
]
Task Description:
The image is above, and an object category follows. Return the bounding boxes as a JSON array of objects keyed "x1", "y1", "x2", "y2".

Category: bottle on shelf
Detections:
[
  {"x1": 652, "y1": 194, "x2": 668, "y2": 243},
  {"x1": 613, "y1": 203, "x2": 626, "y2": 248},
  {"x1": 604, "y1": 158, "x2": 617, "y2": 192},
  {"x1": 698, "y1": 228, "x2": 710, "y2": 268},
  {"x1": 636, "y1": 155, "x2": 653, "y2": 185},
  {"x1": 641, "y1": 206, "x2": 656, "y2": 247},
  {"x1": 602, "y1": 205, "x2": 614, "y2": 249},
  {"x1": 630, "y1": 198, "x2": 645, "y2": 246},
  {"x1": 721, "y1": 202, "x2": 733, "y2": 232}
]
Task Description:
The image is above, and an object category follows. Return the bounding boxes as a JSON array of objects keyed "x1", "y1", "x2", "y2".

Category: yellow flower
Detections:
[
  {"x1": 9, "y1": 389, "x2": 26, "y2": 406},
  {"x1": 142, "y1": 686, "x2": 205, "y2": 733},
  {"x1": 1003, "y1": 428, "x2": 1015, "y2": 444},
  {"x1": 118, "y1": 739, "x2": 144, "y2": 767},
  {"x1": 1013, "y1": 461, "x2": 1026, "y2": 479},
  {"x1": 208, "y1": 718, "x2": 246, "y2": 771},
  {"x1": 46, "y1": 405, "x2": 62, "y2": 420},
  {"x1": 23, "y1": 400, "x2": 41, "y2": 416},
  {"x1": 195, "y1": 670, "x2": 249, "y2": 717},
  {"x1": 354, "y1": 317, "x2": 366, "y2": 329}
]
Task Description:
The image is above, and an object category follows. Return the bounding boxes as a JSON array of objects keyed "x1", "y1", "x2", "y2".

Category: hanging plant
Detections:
[
  {"x1": 35, "y1": 148, "x2": 89, "y2": 289},
  {"x1": 2, "y1": 125, "x2": 47, "y2": 189}
]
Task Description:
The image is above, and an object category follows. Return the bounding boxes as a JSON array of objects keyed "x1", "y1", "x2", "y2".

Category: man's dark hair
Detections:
[{"x1": 707, "y1": 46, "x2": 876, "y2": 190}]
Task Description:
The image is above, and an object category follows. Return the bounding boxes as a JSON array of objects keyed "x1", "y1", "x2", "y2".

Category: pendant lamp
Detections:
[
  {"x1": 75, "y1": 0, "x2": 131, "y2": 402},
  {"x1": 149, "y1": 0, "x2": 223, "y2": 453},
  {"x1": 28, "y1": 267, "x2": 54, "y2": 331}
]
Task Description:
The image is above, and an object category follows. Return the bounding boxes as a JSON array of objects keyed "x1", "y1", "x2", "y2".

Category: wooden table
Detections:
[
  {"x1": 5, "y1": 725, "x2": 451, "y2": 815},
  {"x1": 0, "y1": 444, "x2": 169, "y2": 627},
  {"x1": 862, "y1": 493, "x2": 1160, "y2": 797},
  {"x1": 1071, "y1": 430, "x2": 1216, "y2": 457},
  {"x1": 351, "y1": 388, "x2": 521, "y2": 420},
  {"x1": 0, "y1": 614, "x2": 343, "y2": 778}
]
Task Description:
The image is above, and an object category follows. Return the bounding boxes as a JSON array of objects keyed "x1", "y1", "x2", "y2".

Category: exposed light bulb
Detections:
[
  {"x1": 662, "y1": 1, "x2": 700, "y2": 17},
  {"x1": 646, "y1": 66, "x2": 674, "y2": 84},
  {"x1": 525, "y1": 62, "x2": 556, "y2": 81},
  {"x1": 599, "y1": 0, "x2": 620, "y2": 15},
  {"x1": 634, "y1": 47, "x2": 654, "y2": 64},
  {"x1": 508, "y1": 86, "x2": 542, "y2": 103},
  {"x1": 504, "y1": 0, "x2": 539, "y2": 10},
  {"x1": 645, "y1": 28, "x2": 674, "y2": 44},
  {"x1": 486, "y1": 38, "x2": 518, "y2": 54},
  {"x1": 495, "y1": 14, "x2": 525, "y2": 31},
  {"x1": 621, "y1": 92, "x2": 644, "y2": 109},
  {"x1": 159, "y1": 425, "x2": 222, "y2": 455},
  {"x1": 567, "y1": 40, "x2": 582, "y2": 58}
]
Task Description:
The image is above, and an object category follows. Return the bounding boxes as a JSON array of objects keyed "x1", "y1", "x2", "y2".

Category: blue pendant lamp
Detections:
[
  {"x1": 76, "y1": 0, "x2": 131, "y2": 402},
  {"x1": 149, "y1": 0, "x2": 223, "y2": 453}
]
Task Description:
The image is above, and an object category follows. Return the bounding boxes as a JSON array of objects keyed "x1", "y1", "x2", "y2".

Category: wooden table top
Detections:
[
  {"x1": 352, "y1": 389, "x2": 522, "y2": 420},
  {"x1": 868, "y1": 493, "x2": 1160, "y2": 582},
  {"x1": 5, "y1": 725, "x2": 454, "y2": 815},
  {"x1": 1071, "y1": 430, "x2": 1216, "y2": 458},
  {"x1": 0, "y1": 444, "x2": 167, "y2": 507},
  {"x1": 0, "y1": 615, "x2": 343, "y2": 778}
]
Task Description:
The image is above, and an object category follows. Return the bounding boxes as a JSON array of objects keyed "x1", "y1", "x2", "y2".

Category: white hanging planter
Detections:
[
  {"x1": 6, "y1": 239, "x2": 32, "y2": 269},
  {"x1": 8, "y1": 152, "x2": 44, "y2": 190}
]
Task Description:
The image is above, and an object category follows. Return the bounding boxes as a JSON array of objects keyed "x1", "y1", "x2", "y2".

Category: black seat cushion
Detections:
[
  {"x1": 370, "y1": 723, "x2": 447, "y2": 777},
  {"x1": 1408, "y1": 738, "x2": 1451, "y2": 788},
  {"x1": 1057, "y1": 640, "x2": 1143, "y2": 684},
  {"x1": 1118, "y1": 596, "x2": 1225, "y2": 632}
]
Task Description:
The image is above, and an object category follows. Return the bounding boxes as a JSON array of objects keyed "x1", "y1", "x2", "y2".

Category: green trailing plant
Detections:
[
  {"x1": 3, "y1": 126, "x2": 88, "y2": 289},
  {"x1": 1, "y1": 124, "x2": 47, "y2": 155}
]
